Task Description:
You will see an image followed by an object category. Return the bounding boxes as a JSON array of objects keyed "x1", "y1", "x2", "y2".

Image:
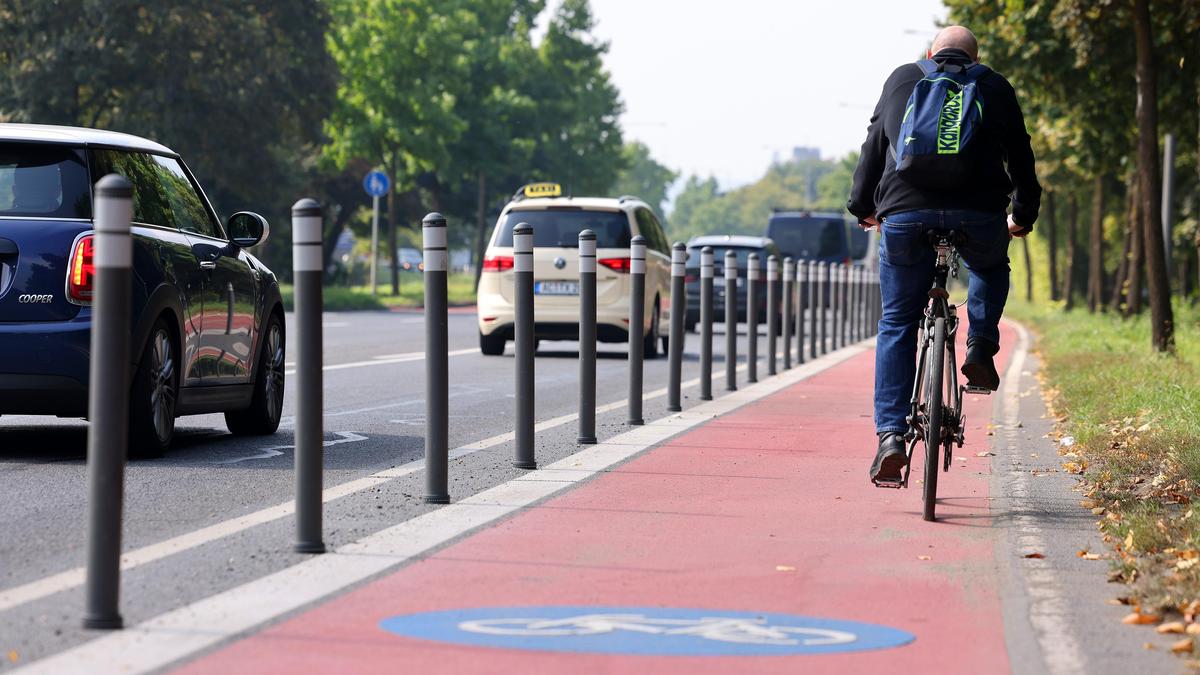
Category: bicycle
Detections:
[{"x1": 872, "y1": 230, "x2": 990, "y2": 521}]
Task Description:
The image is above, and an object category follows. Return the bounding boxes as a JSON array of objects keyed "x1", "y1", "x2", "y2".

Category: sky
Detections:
[{"x1": 578, "y1": 0, "x2": 948, "y2": 190}]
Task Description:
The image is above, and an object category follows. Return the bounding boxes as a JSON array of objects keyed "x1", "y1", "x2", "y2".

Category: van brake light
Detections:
[
  {"x1": 482, "y1": 255, "x2": 514, "y2": 272},
  {"x1": 598, "y1": 257, "x2": 631, "y2": 273}
]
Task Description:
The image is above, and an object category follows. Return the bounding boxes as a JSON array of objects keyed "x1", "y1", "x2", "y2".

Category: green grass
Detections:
[
  {"x1": 281, "y1": 273, "x2": 477, "y2": 312},
  {"x1": 1008, "y1": 298, "x2": 1200, "y2": 616}
]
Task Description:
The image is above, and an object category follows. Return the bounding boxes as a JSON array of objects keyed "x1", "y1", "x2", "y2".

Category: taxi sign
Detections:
[{"x1": 522, "y1": 182, "x2": 562, "y2": 199}]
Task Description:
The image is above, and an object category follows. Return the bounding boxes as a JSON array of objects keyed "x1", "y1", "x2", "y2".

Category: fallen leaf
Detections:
[
  {"x1": 775, "y1": 565, "x2": 796, "y2": 572},
  {"x1": 917, "y1": 555, "x2": 932, "y2": 561},
  {"x1": 1091, "y1": 507, "x2": 1106, "y2": 515},
  {"x1": 1023, "y1": 552, "x2": 1046, "y2": 559},
  {"x1": 977, "y1": 451, "x2": 995, "y2": 457},
  {"x1": 1143, "y1": 642, "x2": 1156, "y2": 650},
  {"x1": 1187, "y1": 624, "x2": 1200, "y2": 636},
  {"x1": 1170, "y1": 638, "x2": 1193, "y2": 654},
  {"x1": 1080, "y1": 499, "x2": 1096, "y2": 508},
  {"x1": 1124, "y1": 611, "x2": 1162, "y2": 625},
  {"x1": 7, "y1": 652, "x2": 16, "y2": 664},
  {"x1": 1082, "y1": 553, "x2": 1103, "y2": 560},
  {"x1": 1157, "y1": 621, "x2": 1187, "y2": 634}
]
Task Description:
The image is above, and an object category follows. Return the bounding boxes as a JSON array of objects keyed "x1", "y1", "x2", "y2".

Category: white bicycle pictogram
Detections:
[{"x1": 458, "y1": 613, "x2": 858, "y2": 647}]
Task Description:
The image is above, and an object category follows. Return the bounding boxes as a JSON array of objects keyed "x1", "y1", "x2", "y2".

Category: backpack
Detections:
[{"x1": 891, "y1": 59, "x2": 989, "y2": 190}]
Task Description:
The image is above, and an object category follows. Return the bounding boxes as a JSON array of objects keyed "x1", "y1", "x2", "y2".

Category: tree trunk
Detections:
[
  {"x1": 1046, "y1": 191, "x2": 1060, "y2": 301},
  {"x1": 473, "y1": 172, "x2": 487, "y2": 287},
  {"x1": 1133, "y1": 0, "x2": 1175, "y2": 351},
  {"x1": 1109, "y1": 174, "x2": 1137, "y2": 313},
  {"x1": 1086, "y1": 174, "x2": 1106, "y2": 312},
  {"x1": 1061, "y1": 193, "x2": 1078, "y2": 310},
  {"x1": 388, "y1": 155, "x2": 400, "y2": 296},
  {"x1": 1022, "y1": 237, "x2": 1033, "y2": 302}
]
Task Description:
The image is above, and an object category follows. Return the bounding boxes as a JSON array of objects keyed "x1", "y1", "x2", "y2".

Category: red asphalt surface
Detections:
[{"x1": 178, "y1": 323, "x2": 1016, "y2": 674}]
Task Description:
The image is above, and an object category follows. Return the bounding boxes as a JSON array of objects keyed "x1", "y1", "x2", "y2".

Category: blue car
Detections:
[{"x1": 0, "y1": 124, "x2": 285, "y2": 456}]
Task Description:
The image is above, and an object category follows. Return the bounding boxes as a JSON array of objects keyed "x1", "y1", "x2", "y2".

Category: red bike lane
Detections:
[{"x1": 177, "y1": 323, "x2": 1016, "y2": 674}]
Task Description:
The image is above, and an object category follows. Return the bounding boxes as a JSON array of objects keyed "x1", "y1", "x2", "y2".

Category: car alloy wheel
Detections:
[{"x1": 149, "y1": 328, "x2": 177, "y2": 443}]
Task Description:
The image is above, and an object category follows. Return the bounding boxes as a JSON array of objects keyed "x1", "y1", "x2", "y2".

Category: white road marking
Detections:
[
  {"x1": 999, "y1": 321, "x2": 1086, "y2": 675},
  {"x1": 16, "y1": 341, "x2": 873, "y2": 675},
  {"x1": 213, "y1": 431, "x2": 368, "y2": 465},
  {"x1": 0, "y1": 344, "x2": 824, "y2": 615},
  {"x1": 284, "y1": 347, "x2": 476, "y2": 375}
]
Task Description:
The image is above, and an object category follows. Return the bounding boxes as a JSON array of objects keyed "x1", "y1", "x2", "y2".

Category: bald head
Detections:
[{"x1": 930, "y1": 25, "x2": 979, "y2": 61}]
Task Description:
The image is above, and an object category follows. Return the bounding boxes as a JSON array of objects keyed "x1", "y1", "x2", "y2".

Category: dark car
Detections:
[
  {"x1": 0, "y1": 124, "x2": 284, "y2": 455},
  {"x1": 684, "y1": 235, "x2": 781, "y2": 330},
  {"x1": 766, "y1": 210, "x2": 853, "y2": 265}
]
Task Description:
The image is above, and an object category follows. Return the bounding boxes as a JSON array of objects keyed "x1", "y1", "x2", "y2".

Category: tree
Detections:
[
  {"x1": 1133, "y1": 0, "x2": 1175, "y2": 351},
  {"x1": 610, "y1": 142, "x2": 678, "y2": 218}
]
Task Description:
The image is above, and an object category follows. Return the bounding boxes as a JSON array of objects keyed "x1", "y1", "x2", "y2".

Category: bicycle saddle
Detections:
[{"x1": 926, "y1": 229, "x2": 967, "y2": 247}]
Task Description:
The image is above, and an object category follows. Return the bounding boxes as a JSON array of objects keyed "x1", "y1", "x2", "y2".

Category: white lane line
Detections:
[
  {"x1": 999, "y1": 322, "x2": 1086, "y2": 675},
  {"x1": 213, "y1": 431, "x2": 368, "y2": 465},
  {"x1": 0, "y1": 345, "x2": 817, "y2": 614},
  {"x1": 16, "y1": 341, "x2": 873, "y2": 675},
  {"x1": 284, "y1": 347, "x2": 476, "y2": 375}
]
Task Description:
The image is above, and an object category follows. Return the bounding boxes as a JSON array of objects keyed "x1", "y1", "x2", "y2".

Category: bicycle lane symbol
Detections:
[{"x1": 379, "y1": 606, "x2": 914, "y2": 656}]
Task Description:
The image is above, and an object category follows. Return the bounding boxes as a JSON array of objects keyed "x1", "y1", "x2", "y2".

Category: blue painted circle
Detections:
[
  {"x1": 363, "y1": 170, "x2": 390, "y2": 197},
  {"x1": 379, "y1": 606, "x2": 914, "y2": 656}
]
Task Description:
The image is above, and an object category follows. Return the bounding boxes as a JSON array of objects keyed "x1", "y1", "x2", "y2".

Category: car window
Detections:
[
  {"x1": 0, "y1": 144, "x2": 91, "y2": 219},
  {"x1": 495, "y1": 208, "x2": 631, "y2": 248},
  {"x1": 151, "y1": 156, "x2": 223, "y2": 239},
  {"x1": 685, "y1": 246, "x2": 760, "y2": 270},
  {"x1": 767, "y1": 217, "x2": 848, "y2": 259},
  {"x1": 89, "y1": 150, "x2": 175, "y2": 228},
  {"x1": 636, "y1": 208, "x2": 669, "y2": 254}
]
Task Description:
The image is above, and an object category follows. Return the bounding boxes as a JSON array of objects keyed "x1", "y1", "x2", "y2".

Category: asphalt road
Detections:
[{"x1": 0, "y1": 307, "x2": 848, "y2": 667}]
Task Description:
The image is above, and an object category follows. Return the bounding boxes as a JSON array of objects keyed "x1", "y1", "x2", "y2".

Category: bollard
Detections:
[
  {"x1": 627, "y1": 235, "x2": 647, "y2": 425},
  {"x1": 841, "y1": 263, "x2": 851, "y2": 346},
  {"x1": 796, "y1": 260, "x2": 806, "y2": 365},
  {"x1": 856, "y1": 266, "x2": 865, "y2": 342},
  {"x1": 667, "y1": 242, "x2": 687, "y2": 412},
  {"x1": 699, "y1": 246, "x2": 714, "y2": 401},
  {"x1": 513, "y1": 222, "x2": 537, "y2": 468},
  {"x1": 782, "y1": 257, "x2": 793, "y2": 370},
  {"x1": 578, "y1": 229, "x2": 598, "y2": 444},
  {"x1": 808, "y1": 259, "x2": 818, "y2": 360},
  {"x1": 747, "y1": 252, "x2": 759, "y2": 383},
  {"x1": 767, "y1": 255, "x2": 778, "y2": 376},
  {"x1": 82, "y1": 175, "x2": 133, "y2": 630},
  {"x1": 724, "y1": 249, "x2": 738, "y2": 391},
  {"x1": 422, "y1": 213, "x2": 450, "y2": 502},
  {"x1": 831, "y1": 263, "x2": 842, "y2": 351},
  {"x1": 290, "y1": 198, "x2": 327, "y2": 553},
  {"x1": 818, "y1": 262, "x2": 828, "y2": 355}
]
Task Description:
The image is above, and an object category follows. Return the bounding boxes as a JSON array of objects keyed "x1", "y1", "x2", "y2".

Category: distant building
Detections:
[{"x1": 791, "y1": 146, "x2": 820, "y2": 162}]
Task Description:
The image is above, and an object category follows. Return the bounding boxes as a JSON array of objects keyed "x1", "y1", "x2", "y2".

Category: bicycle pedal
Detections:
[
  {"x1": 963, "y1": 385, "x2": 993, "y2": 396},
  {"x1": 872, "y1": 477, "x2": 905, "y2": 489}
]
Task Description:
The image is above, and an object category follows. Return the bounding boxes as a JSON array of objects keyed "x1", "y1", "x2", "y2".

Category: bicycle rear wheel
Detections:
[{"x1": 922, "y1": 317, "x2": 946, "y2": 522}]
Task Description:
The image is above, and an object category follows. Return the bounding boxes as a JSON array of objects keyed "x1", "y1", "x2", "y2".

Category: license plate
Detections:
[{"x1": 534, "y1": 281, "x2": 579, "y2": 296}]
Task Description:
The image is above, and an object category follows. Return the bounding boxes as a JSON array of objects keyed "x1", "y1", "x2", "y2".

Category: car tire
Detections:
[
  {"x1": 129, "y1": 318, "x2": 179, "y2": 458},
  {"x1": 643, "y1": 302, "x2": 661, "y2": 359},
  {"x1": 225, "y1": 313, "x2": 285, "y2": 436},
  {"x1": 480, "y1": 330, "x2": 505, "y2": 356}
]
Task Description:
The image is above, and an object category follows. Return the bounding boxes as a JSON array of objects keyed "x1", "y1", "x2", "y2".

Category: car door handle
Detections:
[{"x1": 199, "y1": 260, "x2": 217, "y2": 271}]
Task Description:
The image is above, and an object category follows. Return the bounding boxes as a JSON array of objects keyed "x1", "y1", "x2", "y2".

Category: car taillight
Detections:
[
  {"x1": 482, "y1": 255, "x2": 514, "y2": 272},
  {"x1": 684, "y1": 273, "x2": 698, "y2": 283},
  {"x1": 67, "y1": 234, "x2": 95, "y2": 305},
  {"x1": 598, "y1": 257, "x2": 631, "y2": 273}
]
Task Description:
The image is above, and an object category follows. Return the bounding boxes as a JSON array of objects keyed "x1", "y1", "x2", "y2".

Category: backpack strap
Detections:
[{"x1": 916, "y1": 59, "x2": 938, "y2": 76}]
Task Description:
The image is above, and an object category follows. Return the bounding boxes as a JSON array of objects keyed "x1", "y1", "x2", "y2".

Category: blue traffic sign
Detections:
[
  {"x1": 379, "y1": 606, "x2": 914, "y2": 656},
  {"x1": 363, "y1": 170, "x2": 390, "y2": 198}
]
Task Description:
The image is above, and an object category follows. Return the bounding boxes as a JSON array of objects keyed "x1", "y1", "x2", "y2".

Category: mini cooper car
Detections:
[
  {"x1": 476, "y1": 183, "x2": 673, "y2": 356},
  {"x1": 0, "y1": 124, "x2": 285, "y2": 455}
]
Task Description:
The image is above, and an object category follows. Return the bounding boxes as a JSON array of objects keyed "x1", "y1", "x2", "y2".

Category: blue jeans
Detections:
[{"x1": 874, "y1": 209, "x2": 1010, "y2": 434}]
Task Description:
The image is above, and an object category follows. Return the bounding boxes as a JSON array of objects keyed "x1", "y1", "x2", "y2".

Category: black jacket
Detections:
[{"x1": 847, "y1": 48, "x2": 1042, "y2": 231}]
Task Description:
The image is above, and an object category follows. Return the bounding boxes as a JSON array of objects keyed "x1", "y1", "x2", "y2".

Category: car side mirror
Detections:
[{"x1": 226, "y1": 212, "x2": 269, "y2": 248}]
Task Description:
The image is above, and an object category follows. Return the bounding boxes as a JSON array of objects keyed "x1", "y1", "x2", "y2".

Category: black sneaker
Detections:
[
  {"x1": 961, "y1": 337, "x2": 1000, "y2": 391},
  {"x1": 870, "y1": 432, "x2": 908, "y2": 486}
]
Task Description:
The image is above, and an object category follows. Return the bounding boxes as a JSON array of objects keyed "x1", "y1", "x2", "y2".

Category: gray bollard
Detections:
[
  {"x1": 513, "y1": 222, "x2": 536, "y2": 468},
  {"x1": 796, "y1": 260, "x2": 806, "y2": 365},
  {"x1": 724, "y1": 249, "x2": 738, "y2": 392},
  {"x1": 782, "y1": 257, "x2": 793, "y2": 370},
  {"x1": 747, "y1": 252, "x2": 759, "y2": 383},
  {"x1": 82, "y1": 175, "x2": 133, "y2": 630},
  {"x1": 291, "y1": 199, "x2": 326, "y2": 553},
  {"x1": 808, "y1": 259, "x2": 817, "y2": 360},
  {"x1": 831, "y1": 263, "x2": 842, "y2": 351},
  {"x1": 856, "y1": 266, "x2": 865, "y2": 342},
  {"x1": 667, "y1": 242, "x2": 686, "y2": 412},
  {"x1": 766, "y1": 255, "x2": 778, "y2": 376},
  {"x1": 841, "y1": 263, "x2": 851, "y2": 346},
  {"x1": 422, "y1": 213, "x2": 450, "y2": 502},
  {"x1": 578, "y1": 229, "x2": 598, "y2": 444},
  {"x1": 627, "y1": 235, "x2": 646, "y2": 425},
  {"x1": 818, "y1": 262, "x2": 828, "y2": 355},
  {"x1": 699, "y1": 246, "x2": 714, "y2": 400}
]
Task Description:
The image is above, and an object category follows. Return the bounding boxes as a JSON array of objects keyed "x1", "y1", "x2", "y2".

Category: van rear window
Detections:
[
  {"x1": 0, "y1": 144, "x2": 90, "y2": 219},
  {"x1": 495, "y1": 209, "x2": 631, "y2": 248},
  {"x1": 768, "y1": 217, "x2": 846, "y2": 259}
]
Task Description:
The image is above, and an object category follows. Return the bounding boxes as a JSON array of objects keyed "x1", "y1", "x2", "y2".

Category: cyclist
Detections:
[{"x1": 846, "y1": 25, "x2": 1041, "y2": 485}]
